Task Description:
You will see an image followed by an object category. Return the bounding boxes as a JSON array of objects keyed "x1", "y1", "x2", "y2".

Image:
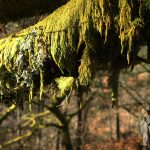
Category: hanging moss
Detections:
[
  {"x1": 78, "y1": 46, "x2": 95, "y2": 86},
  {"x1": 0, "y1": 0, "x2": 147, "y2": 106},
  {"x1": 119, "y1": 0, "x2": 144, "y2": 63}
]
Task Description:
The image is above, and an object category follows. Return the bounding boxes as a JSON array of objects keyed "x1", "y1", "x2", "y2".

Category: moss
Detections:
[
  {"x1": 119, "y1": 0, "x2": 144, "y2": 62},
  {"x1": 55, "y1": 77, "x2": 75, "y2": 96},
  {"x1": 78, "y1": 46, "x2": 95, "y2": 86},
  {"x1": 0, "y1": 0, "x2": 146, "y2": 106}
]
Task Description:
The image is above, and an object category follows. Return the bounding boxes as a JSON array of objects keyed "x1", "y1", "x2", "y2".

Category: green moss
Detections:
[
  {"x1": 119, "y1": 0, "x2": 144, "y2": 63},
  {"x1": 55, "y1": 77, "x2": 75, "y2": 96},
  {"x1": 0, "y1": 0, "x2": 146, "y2": 106},
  {"x1": 78, "y1": 46, "x2": 95, "y2": 86}
]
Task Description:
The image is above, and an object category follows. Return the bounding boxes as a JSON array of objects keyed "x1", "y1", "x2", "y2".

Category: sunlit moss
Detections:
[
  {"x1": 78, "y1": 46, "x2": 95, "y2": 86},
  {"x1": 119, "y1": 0, "x2": 143, "y2": 62},
  {"x1": 55, "y1": 77, "x2": 75, "y2": 96},
  {"x1": 0, "y1": 0, "x2": 146, "y2": 106}
]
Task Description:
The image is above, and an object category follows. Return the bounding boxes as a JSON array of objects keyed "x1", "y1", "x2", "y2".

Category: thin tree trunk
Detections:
[
  {"x1": 49, "y1": 106, "x2": 73, "y2": 150},
  {"x1": 116, "y1": 102, "x2": 120, "y2": 141},
  {"x1": 128, "y1": 98, "x2": 131, "y2": 132},
  {"x1": 36, "y1": 100, "x2": 44, "y2": 150},
  {"x1": 76, "y1": 100, "x2": 82, "y2": 150},
  {"x1": 62, "y1": 126, "x2": 73, "y2": 150},
  {"x1": 147, "y1": 42, "x2": 150, "y2": 63},
  {"x1": 108, "y1": 108, "x2": 113, "y2": 139},
  {"x1": 17, "y1": 109, "x2": 23, "y2": 150},
  {"x1": 55, "y1": 130, "x2": 60, "y2": 150}
]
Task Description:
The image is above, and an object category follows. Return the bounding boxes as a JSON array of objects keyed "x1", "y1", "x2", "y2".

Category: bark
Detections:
[
  {"x1": 0, "y1": 104, "x2": 16, "y2": 124},
  {"x1": 116, "y1": 102, "x2": 120, "y2": 141},
  {"x1": 76, "y1": 100, "x2": 82, "y2": 150},
  {"x1": 47, "y1": 105, "x2": 73, "y2": 150},
  {"x1": 55, "y1": 130, "x2": 60, "y2": 150},
  {"x1": 62, "y1": 127, "x2": 73, "y2": 150}
]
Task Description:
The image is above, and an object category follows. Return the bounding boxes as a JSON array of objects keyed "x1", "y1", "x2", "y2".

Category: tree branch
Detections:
[{"x1": 0, "y1": 104, "x2": 16, "y2": 124}]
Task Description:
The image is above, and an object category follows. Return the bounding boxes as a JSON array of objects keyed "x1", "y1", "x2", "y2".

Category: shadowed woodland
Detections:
[{"x1": 0, "y1": 0, "x2": 150, "y2": 150}]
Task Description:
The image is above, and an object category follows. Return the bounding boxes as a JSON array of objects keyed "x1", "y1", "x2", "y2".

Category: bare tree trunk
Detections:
[
  {"x1": 36, "y1": 100, "x2": 44, "y2": 150},
  {"x1": 147, "y1": 42, "x2": 150, "y2": 63},
  {"x1": 49, "y1": 106, "x2": 73, "y2": 150},
  {"x1": 108, "y1": 108, "x2": 113, "y2": 139},
  {"x1": 116, "y1": 102, "x2": 120, "y2": 141},
  {"x1": 147, "y1": 112, "x2": 150, "y2": 150},
  {"x1": 76, "y1": 100, "x2": 82, "y2": 150},
  {"x1": 17, "y1": 109, "x2": 23, "y2": 150},
  {"x1": 62, "y1": 126, "x2": 73, "y2": 150},
  {"x1": 82, "y1": 98, "x2": 91, "y2": 147},
  {"x1": 55, "y1": 130, "x2": 60, "y2": 150}
]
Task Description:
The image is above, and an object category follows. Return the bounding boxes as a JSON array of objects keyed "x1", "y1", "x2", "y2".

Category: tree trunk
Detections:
[
  {"x1": 76, "y1": 100, "x2": 82, "y2": 150},
  {"x1": 116, "y1": 102, "x2": 120, "y2": 141},
  {"x1": 55, "y1": 130, "x2": 60, "y2": 150},
  {"x1": 36, "y1": 100, "x2": 44, "y2": 150},
  {"x1": 17, "y1": 109, "x2": 23, "y2": 150},
  {"x1": 108, "y1": 108, "x2": 113, "y2": 139},
  {"x1": 62, "y1": 126, "x2": 73, "y2": 150},
  {"x1": 49, "y1": 106, "x2": 73, "y2": 150}
]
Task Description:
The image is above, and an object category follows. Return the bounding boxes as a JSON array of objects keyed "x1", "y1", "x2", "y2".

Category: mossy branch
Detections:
[
  {"x1": 0, "y1": 104, "x2": 16, "y2": 124},
  {"x1": 0, "y1": 0, "x2": 146, "y2": 106}
]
